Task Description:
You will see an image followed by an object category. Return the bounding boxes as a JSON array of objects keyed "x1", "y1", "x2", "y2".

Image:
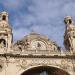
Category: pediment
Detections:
[{"x1": 13, "y1": 32, "x2": 60, "y2": 54}]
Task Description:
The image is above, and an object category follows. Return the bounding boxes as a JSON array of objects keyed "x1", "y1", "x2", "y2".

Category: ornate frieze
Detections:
[{"x1": 12, "y1": 58, "x2": 72, "y2": 72}]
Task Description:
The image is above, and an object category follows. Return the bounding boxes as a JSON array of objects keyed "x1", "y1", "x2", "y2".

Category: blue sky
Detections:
[{"x1": 0, "y1": 0, "x2": 75, "y2": 48}]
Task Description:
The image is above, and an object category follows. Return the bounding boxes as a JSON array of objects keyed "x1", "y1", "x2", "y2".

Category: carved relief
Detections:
[
  {"x1": 61, "y1": 59, "x2": 68, "y2": 69},
  {"x1": 0, "y1": 59, "x2": 4, "y2": 72},
  {"x1": 15, "y1": 59, "x2": 29, "y2": 70},
  {"x1": 13, "y1": 32, "x2": 60, "y2": 54},
  {"x1": 0, "y1": 11, "x2": 75, "y2": 75},
  {"x1": 20, "y1": 59, "x2": 27, "y2": 69},
  {"x1": 18, "y1": 59, "x2": 63, "y2": 70},
  {"x1": 60, "y1": 59, "x2": 72, "y2": 71},
  {"x1": 30, "y1": 40, "x2": 47, "y2": 50}
]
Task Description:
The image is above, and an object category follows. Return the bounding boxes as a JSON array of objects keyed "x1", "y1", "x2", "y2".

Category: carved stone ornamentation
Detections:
[
  {"x1": 17, "y1": 59, "x2": 28, "y2": 69},
  {"x1": 0, "y1": 59, "x2": 4, "y2": 72},
  {"x1": 0, "y1": 11, "x2": 75, "y2": 75}
]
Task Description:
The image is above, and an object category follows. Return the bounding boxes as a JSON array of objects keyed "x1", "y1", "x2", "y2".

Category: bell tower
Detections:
[
  {"x1": 64, "y1": 16, "x2": 75, "y2": 52},
  {"x1": 0, "y1": 11, "x2": 13, "y2": 52}
]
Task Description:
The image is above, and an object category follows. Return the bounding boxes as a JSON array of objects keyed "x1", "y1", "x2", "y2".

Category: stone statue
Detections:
[
  {"x1": 64, "y1": 16, "x2": 75, "y2": 50},
  {"x1": 0, "y1": 41, "x2": 4, "y2": 48}
]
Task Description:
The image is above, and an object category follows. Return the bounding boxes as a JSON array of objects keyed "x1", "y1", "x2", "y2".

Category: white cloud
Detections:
[
  {"x1": 0, "y1": 0, "x2": 25, "y2": 11},
  {"x1": 13, "y1": 28, "x2": 30, "y2": 42},
  {"x1": 28, "y1": 0, "x2": 61, "y2": 24}
]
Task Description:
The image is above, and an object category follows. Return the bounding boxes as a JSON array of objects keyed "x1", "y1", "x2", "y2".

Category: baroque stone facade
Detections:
[{"x1": 0, "y1": 11, "x2": 75, "y2": 75}]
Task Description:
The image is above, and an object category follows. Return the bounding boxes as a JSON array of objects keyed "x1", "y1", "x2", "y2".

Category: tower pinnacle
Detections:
[{"x1": 0, "y1": 11, "x2": 13, "y2": 53}]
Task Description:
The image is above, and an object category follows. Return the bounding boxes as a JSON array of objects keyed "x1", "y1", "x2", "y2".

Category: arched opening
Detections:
[
  {"x1": 21, "y1": 66, "x2": 70, "y2": 75},
  {"x1": 2, "y1": 15, "x2": 6, "y2": 21},
  {"x1": 0, "y1": 39, "x2": 6, "y2": 47}
]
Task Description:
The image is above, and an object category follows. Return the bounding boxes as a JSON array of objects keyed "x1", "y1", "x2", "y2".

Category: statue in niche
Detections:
[{"x1": 0, "y1": 39, "x2": 6, "y2": 48}]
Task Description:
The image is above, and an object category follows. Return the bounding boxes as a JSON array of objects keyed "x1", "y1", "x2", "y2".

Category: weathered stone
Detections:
[{"x1": 0, "y1": 11, "x2": 75, "y2": 75}]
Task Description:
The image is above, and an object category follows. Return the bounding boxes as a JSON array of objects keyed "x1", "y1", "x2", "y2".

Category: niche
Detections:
[{"x1": 0, "y1": 39, "x2": 6, "y2": 47}]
